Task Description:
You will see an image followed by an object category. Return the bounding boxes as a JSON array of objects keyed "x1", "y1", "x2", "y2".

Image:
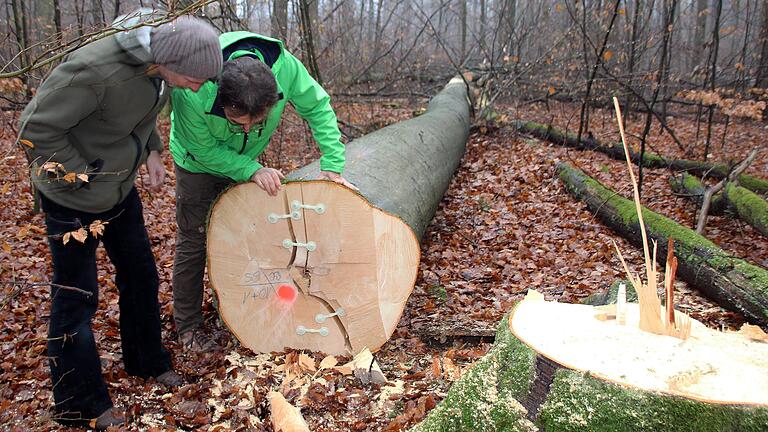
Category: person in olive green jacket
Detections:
[
  {"x1": 169, "y1": 31, "x2": 354, "y2": 352},
  {"x1": 17, "y1": 9, "x2": 221, "y2": 429}
]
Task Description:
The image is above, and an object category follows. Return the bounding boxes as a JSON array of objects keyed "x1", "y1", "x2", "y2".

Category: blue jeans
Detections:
[{"x1": 42, "y1": 188, "x2": 171, "y2": 424}]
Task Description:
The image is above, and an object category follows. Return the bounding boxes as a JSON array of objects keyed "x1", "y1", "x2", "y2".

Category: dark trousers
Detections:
[
  {"x1": 42, "y1": 188, "x2": 171, "y2": 424},
  {"x1": 172, "y1": 164, "x2": 233, "y2": 334}
]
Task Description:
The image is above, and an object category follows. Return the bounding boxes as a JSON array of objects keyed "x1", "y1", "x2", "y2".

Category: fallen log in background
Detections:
[
  {"x1": 412, "y1": 298, "x2": 768, "y2": 432},
  {"x1": 669, "y1": 173, "x2": 727, "y2": 215},
  {"x1": 724, "y1": 183, "x2": 768, "y2": 237},
  {"x1": 668, "y1": 173, "x2": 768, "y2": 237},
  {"x1": 515, "y1": 120, "x2": 768, "y2": 196},
  {"x1": 556, "y1": 163, "x2": 768, "y2": 327},
  {"x1": 206, "y1": 78, "x2": 471, "y2": 355}
]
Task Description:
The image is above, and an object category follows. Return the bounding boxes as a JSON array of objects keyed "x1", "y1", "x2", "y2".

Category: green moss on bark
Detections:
[
  {"x1": 410, "y1": 315, "x2": 538, "y2": 432},
  {"x1": 539, "y1": 370, "x2": 768, "y2": 431},
  {"x1": 738, "y1": 175, "x2": 768, "y2": 196},
  {"x1": 725, "y1": 183, "x2": 768, "y2": 236}
]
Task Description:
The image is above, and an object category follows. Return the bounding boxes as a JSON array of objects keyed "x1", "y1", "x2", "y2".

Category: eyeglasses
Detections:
[{"x1": 226, "y1": 118, "x2": 266, "y2": 135}]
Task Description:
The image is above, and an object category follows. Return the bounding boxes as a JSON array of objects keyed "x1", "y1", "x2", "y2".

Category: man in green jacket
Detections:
[
  {"x1": 169, "y1": 31, "x2": 354, "y2": 352},
  {"x1": 17, "y1": 9, "x2": 222, "y2": 428}
]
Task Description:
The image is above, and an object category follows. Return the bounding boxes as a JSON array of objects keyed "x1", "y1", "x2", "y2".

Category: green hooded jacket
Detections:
[
  {"x1": 169, "y1": 31, "x2": 345, "y2": 182},
  {"x1": 18, "y1": 9, "x2": 171, "y2": 213}
]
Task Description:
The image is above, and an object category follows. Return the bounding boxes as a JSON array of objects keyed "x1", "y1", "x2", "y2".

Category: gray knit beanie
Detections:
[{"x1": 151, "y1": 16, "x2": 222, "y2": 79}]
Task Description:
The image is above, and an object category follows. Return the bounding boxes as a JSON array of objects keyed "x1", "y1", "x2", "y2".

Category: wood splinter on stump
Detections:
[{"x1": 207, "y1": 78, "x2": 471, "y2": 355}]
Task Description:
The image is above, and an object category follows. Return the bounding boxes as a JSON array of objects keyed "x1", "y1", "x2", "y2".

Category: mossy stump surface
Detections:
[{"x1": 412, "y1": 295, "x2": 768, "y2": 432}]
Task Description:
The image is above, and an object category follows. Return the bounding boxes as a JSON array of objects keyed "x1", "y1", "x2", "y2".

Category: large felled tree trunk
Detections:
[
  {"x1": 207, "y1": 78, "x2": 471, "y2": 355},
  {"x1": 411, "y1": 295, "x2": 768, "y2": 432},
  {"x1": 556, "y1": 163, "x2": 768, "y2": 327}
]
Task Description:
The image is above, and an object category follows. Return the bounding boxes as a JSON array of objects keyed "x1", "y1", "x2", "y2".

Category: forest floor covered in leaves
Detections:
[{"x1": 0, "y1": 96, "x2": 766, "y2": 431}]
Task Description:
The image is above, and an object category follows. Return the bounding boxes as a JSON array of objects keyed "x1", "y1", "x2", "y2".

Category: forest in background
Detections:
[{"x1": 4, "y1": 0, "x2": 768, "y2": 146}]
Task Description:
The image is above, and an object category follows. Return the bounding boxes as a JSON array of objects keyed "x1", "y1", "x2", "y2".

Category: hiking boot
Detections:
[
  {"x1": 156, "y1": 369, "x2": 184, "y2": 387},
  {"x1": 179, "y1": 327, "x2": 220, "y2": 353},
  {"x1": 93, "y1": 407, "x2": 125, "y2": 430}
]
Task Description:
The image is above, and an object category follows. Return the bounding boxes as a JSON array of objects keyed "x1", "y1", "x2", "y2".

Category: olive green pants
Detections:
[{"x1": 172, "y1": 164, "x2": 233, "y2": 334}]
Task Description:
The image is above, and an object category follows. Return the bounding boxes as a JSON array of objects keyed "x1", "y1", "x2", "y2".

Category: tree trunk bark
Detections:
[
  {"x1": 272, "y1": 0, "x2": 288, "y2": 41},
  {"x1": 514, "y1": 121, "x2": 768, "y2": 196},
  {"x1": 298, "y1": 0, "x2": 322, "y2": 85},
  {"x1": 207, "y1": 79, "x2": 471, "y2": 355},
  {"x1": 692, "y1": 0, "x2": 708, "y2": 74},
  {"x1": 412, "y1": 306, "x2": 768, "y2": 432},
  {"x1": 556, "y1": 162, "x2": 768, "y2": 326},
  {"x1": 724, "y1": 183, "x2": 768, "y2": 237},
  {"x1": 668, "y1": 172, "x2": 727, "y2": 215},
  {"x1": 756, "y1": 1, "x2": 768, "y2": 87},
  {"x1": 289, "y1": 77, "x2": 471, "y2": 238}
]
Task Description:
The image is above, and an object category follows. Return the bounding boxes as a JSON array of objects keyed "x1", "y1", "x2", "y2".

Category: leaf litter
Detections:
[{"x1": 0, "y1": 97, "x2": 765, "y2": 430}]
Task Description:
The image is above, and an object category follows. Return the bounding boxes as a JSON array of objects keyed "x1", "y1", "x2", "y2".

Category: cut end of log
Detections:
[
  {"x1": 207, "y1": 181, "x2": 420, "y2": 355},
  {"x1": 509, "y1": 292, "x2": 768, "y2": 406}
]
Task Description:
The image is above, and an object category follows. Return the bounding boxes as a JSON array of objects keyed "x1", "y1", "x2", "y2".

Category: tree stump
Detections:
[{"x1": 412, "y1": 293, "x2": 768, "y2": 432}]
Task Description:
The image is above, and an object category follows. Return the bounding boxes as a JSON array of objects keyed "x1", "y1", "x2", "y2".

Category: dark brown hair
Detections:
[{"x1": 219, "y1": 56, "x2": 279, "y2": 118}]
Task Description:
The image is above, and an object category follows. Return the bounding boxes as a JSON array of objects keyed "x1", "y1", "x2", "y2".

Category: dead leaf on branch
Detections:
[
  {"x1": 18, "y1": 139, "x2": 34, "y2": 149},
  {"x1": 37, "y1": 162, "x2": 65, "y2": 177},
  {"x1": 62, "y1": 228, "x2": 87, "y2": 245},
  {"x1": 89, "y1": 220, "x2": 108, "y2": 238}
]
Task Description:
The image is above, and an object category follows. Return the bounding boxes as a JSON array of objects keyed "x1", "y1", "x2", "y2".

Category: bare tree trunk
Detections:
[
  {"x1": 626, "y1": 0, "x2": 642, "y2": 113},
  {"x1": 53, "y1": 0, "x2": 62, "y2": 38},
  {"x1": 576, "y1": 0, "x2": 622, "y2": 151},
  {"x1": 738, "y1": 0, "x2": 752, "y2": 92},
  {"x1": 272, "y1": 0, "x2": 288, "y2": 41},
  {"x1": 91, "y1": 0, "x2": 105, "y2": 28},
  {"x1": 74, "y1": 0, "x2": 85, "y2": 36},
  {"x1": 502, "y1": 0, "x2": 516, "y2": 58},
  {"x1": 479, "y1": 0, "x2": 486, "y2": 54},
  {"x1": 298, "y1": 0, "x2": 322, "y2": 84},
  {"x1": 113, "y1": 0, "x2": 120, "y2": 20},
  {"x1": 10, "y1": 0, "x2": 29, "y2": 93},
  {"x1": 692, "y1": 0, "x2": 708, "y2": 74},
  {"x1": 637, "y1": 0, "x2": 677, "y2": 197},
  {"x1": 703, "y1": 0, "x2": 722, "y2": 162},
  {"x1": 460, "y1": 0, "x2": 467, "y2": 61},
  {"x1": 755, "y1": 0, "x2": 768, "y2": 87}
]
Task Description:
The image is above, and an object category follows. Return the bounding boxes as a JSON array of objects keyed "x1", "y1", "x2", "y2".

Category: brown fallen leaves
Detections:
[{"x1": 0, "y1": 97, "x2": 764, "y2": 431}]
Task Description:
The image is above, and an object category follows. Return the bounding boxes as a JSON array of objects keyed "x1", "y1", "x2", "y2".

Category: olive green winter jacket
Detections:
[
  {"x1": 169, "y1": 31, "x2": 345, "y2": 182},
  {"x1": 18, "y1": 9, "x2": 170, "y2": 213}
]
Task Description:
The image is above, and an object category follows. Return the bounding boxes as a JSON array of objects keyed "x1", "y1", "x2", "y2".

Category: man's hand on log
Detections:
[
  {"x1": 251, "y1": 167, "x2": 285, "y2": 196},
  {"x1": 320, "y1": 171, "x2": 359, "y2": 191}
]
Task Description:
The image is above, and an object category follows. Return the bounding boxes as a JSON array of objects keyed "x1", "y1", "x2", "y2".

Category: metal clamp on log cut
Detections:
[
  {"x1": 296, "y1": 325, "x2": 328, "y2": 336},
  {"x1": 291, "y1": 200, "x2": 326, "y2": 214},
  {"x1": 267, "y1": 211, "x2": 302, "y2": 223},
  {"x1": 315, "y1": 308, "x2": 345, "y2": 323},
  {"x1": 283, "y1": 239, "x2": 317, "y2": 251}
]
